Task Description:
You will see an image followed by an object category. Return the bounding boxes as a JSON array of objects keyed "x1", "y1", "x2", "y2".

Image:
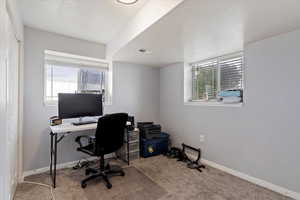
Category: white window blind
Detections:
[
  {"x1": 191, "y1": 52, "x2": 243, "y2": 101},
  {"x1": 45, "y1": 50, "x2": 109, "y2": 70},
  {"x1": 220, "y1": 53, "x2": 243, "y2": 91},
  {"x1": 44, "y1": 50, "x2": 109, "y2": 102}
]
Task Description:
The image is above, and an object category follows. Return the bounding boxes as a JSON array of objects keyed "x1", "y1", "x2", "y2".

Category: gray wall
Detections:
[
  {"x1": 106, "y1": 62, "x2": 160, "y2": 123},
  {"x1": 160, "y1": 29, "x2": 300, "y2": 193},
  {"x1": 23, "y1": 27, "x2": 160, "y2": 171}
]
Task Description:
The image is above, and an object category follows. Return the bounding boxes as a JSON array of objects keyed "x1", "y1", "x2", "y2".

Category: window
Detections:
[
  {"x1": 191, "y1": 52, "x2": 243, "y2": 102},
  {"x1": 192, "y1": 59, "x2": 218, "y2": 100},
  {"x1": 44, "y1": 50, "x2": 109, "y2": 103}
]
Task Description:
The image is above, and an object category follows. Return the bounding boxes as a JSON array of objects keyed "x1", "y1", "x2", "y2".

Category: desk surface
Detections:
[
  {"x1": 50, "y1": 121, "x2": 132, "y2": 134},
  {"x1": 50, "y1": 123, "x2": 97, "y2": 134}
]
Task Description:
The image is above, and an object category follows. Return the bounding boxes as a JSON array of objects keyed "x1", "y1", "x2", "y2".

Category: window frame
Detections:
[
  {"x1": 191, "y1": 58, "x2": 219, "y2": 102},
  {"x1": 43, "y1": 51, "x2": 111, "y2": 106},
  {"x1": 188, "y1": 51, "x2": 244, "y2": 106}
]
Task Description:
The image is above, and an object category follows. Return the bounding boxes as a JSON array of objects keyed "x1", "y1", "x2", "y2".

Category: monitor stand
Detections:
[{"x1": 72, "y1": 117, "x2": 97, "y2": 126}]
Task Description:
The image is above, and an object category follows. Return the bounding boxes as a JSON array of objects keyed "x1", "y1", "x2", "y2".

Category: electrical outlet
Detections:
[{"x1": 200, "y1": 135, "x2": 205, "y2": 142}]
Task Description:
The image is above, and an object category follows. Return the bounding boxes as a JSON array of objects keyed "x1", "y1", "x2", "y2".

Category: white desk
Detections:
[
  {"x1": 50, "y1": 121, "x2": 131, "y2": 134},
  {"x1": 49, "y1": 121, "x2": 131, "y2": 188},
  {"x1": 49, "y1": 123, "x2": 98, "y2": 188},
  {"x1": 50, "y1": 123, "x2": 98, "y2": 134}
]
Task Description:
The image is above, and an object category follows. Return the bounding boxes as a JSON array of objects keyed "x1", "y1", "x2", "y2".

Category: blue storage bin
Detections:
[{"x1": 140, "y1": 132, "x2": 169, "y2": 158}]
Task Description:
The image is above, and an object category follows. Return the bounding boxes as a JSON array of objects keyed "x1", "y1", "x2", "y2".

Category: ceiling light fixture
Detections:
[
  {"x1": 116, "y1": 0, "x2": 138, "y2": 5},
  {"x1": 139, "y1": 49, "x2": 152, "y2": 54}
]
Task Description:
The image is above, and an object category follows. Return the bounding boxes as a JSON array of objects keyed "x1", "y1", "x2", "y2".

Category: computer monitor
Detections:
[{"x1": 58, "y1": 93, "x2": 103, "y2": 119}]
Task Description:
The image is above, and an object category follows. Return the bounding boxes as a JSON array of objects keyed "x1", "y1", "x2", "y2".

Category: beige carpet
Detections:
[{"x1": 15, "y1": 156, "x2": 293, "y2": 200}]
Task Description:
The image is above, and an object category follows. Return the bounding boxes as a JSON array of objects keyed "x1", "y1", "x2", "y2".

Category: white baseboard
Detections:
[
  {"x1": 201, "y1": 159, "x2": 300, "y2": 200},
  {"x1": 21, "y1": 156, "x2": 102, "y2": 181},
  {"x1": 11, "y1": 174, "x2": 18, "y2": 200},
  {"x1": 22, "y1": 153, "x2": 117, "y2": 180}
]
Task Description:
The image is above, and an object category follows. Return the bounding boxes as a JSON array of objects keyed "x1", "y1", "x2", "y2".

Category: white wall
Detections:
[
  {"x1": 23, "y1": 27, "x2": 106, "y2": 172},
  {"x1": 23, "y1": 27, "x2": 160, "y2": 171},
  {"x1": 160, "y1": 29, "x2": 300, "y2": 194},
  {"x1": 106, "y1": 62, "x2": 160, "y2": 123}
]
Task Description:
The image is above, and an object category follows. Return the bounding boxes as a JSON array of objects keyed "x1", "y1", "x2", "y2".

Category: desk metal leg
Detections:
[
  {"x1": 127, "y1": 142, "x2": 130, "y2": 165},
  {"x1": 127, "y1": 130, "x2": 130, "y2": 166},
  {"x1": 49, "y1": 132, "x2": 58, "y2": 188},
  {"x1": 50, "y1": 132, "x2": 53, "y2": 176},
  {"x1": 54, "y1": 133, "x2": 57, "y2": 188}
]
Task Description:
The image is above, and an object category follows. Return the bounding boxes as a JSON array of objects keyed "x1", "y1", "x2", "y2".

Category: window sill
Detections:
[{"x1": 184, "y1": 101, "x2": 243, "y2": 107}]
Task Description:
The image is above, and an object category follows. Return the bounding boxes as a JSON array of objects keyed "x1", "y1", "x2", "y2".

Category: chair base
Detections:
[{"x1": 81, "y1": 165, "x2": 125, "y2": 189}]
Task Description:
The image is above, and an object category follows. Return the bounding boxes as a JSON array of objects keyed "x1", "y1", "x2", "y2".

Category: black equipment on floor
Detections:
[
  {"x1": 137, "y1": 122, "x2": 162, "y2": 139},
  {"x1": 140, "y1": 132, "x2": 169, "y2": 157},
  {"x1": 165, "y1": 147, "x2": 182, "y2": 158},
  {"x1": 166, "y1": 143, "x2": 205, "y2": 173},
  {"x1": 75, "y1": 113, "x2": 128, "y2": 189},
  {"x1": 138, "y1": 122, "x2": 170, "y2": 157}
]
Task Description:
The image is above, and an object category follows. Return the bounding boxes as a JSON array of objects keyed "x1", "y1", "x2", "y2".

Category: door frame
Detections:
[{"x1": 5, "y1": 0, "x2": 24, "y2": 187}]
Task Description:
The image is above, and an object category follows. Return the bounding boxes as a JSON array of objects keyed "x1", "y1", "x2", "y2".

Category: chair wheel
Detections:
[
  {"x1": 105, "y1": 164, "x2": 111, "y2": 170},
  {"x1": 81, "y1": 182, "x2": 87, "y2": 188},
  {"x1": 106, "y1": 183, "x2": 112, "y2": 189},
  {"x1": 120, "y1": 171, "x2": 125, "y2": 176},
  {"x1": 85, "y1": 169, "x2": 91, "y2": 176}
]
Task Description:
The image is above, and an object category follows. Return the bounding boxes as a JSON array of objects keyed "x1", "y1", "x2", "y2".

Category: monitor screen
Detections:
[{"x1": 58, "y1": 93, "x2": 103, "y2": 119}]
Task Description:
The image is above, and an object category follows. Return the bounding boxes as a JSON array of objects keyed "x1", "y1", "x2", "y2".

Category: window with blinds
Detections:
[
  {"x1": 220, "y1": 54, "x2": 243, "y2": 91},
  {"x1": 192, "y1": 59, "x2": 218, "y2": 100},
  {"x1": 191, "y1": 52, "x2": 243, "y2": 101},
  {"x1": 44, "y1": 50, "x2": 109, "y2": 102}
]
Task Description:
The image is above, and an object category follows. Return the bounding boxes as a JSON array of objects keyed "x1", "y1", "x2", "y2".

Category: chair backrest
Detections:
[{"x1": 95, "y1": 113, "x2": 128, "y2": 155}]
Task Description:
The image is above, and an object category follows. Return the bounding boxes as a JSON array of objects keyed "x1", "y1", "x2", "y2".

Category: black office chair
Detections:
[{"x1": 75, "y1": 113, "x2": 128, "y2": 189}]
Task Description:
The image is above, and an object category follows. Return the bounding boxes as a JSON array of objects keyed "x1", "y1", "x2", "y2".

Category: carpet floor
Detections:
[{"x1": 14, "y1": 156, "x2": 293, "y2": 200}]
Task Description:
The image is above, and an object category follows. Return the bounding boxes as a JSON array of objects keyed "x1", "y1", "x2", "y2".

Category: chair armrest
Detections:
[{"x1": 75, "y1": 135, "x2": 95, "y2": 148}]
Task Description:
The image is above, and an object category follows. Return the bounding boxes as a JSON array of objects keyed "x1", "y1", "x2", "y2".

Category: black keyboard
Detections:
[{"x1": 72, "y1": 121, "x2": 97, "y2": 126}]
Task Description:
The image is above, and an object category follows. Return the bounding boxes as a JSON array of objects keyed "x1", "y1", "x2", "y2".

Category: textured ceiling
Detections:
[
  {"x1": 114, "y1": 0, "x2": 300, "y2": 67},
  {"x1": 19, "y1": 0, "x2": 149, "y2": 44}
]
